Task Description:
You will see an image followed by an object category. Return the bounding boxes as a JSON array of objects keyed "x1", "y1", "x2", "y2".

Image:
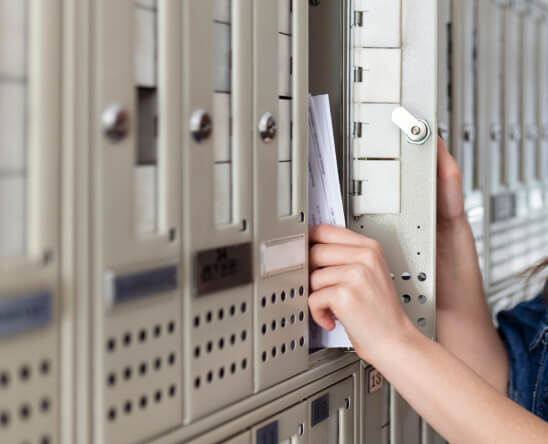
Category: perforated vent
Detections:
[
  {"x1": 255, "y1": 278, "x2": 309, "y2": 390},
  {"x1": 101, "y1": 300, "x2": 182, "y2": 444},
  {"x1": 185, "y1": 287, "x2": 253, "y2": 420},
  {"x1": 0, "y1": 336, "x2": 58, "y2": 444}
]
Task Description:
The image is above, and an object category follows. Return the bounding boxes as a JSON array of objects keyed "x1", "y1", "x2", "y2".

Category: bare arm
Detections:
[
  {"x1": 436, "y1": 139, "x2": 508, "y2": 393},
  {"x1": 308, "y1": 224, "x2": 548, "y2": 443},
  {"x1": 378, "y1": 324, "x2": 547, "y2": 444}
]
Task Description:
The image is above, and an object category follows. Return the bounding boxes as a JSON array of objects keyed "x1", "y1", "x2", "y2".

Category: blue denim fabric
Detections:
[{"x1": 497, "y1": 293, "x2": 548, "y2": 421}]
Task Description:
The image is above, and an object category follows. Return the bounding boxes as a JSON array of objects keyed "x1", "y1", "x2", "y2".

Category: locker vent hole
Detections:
[
  {"x1": 417, "y1": 318, "x2": 427, "y2": 327},
  {"x1": 418, "y1": 295, "x2": 427, "y2": 304},
  {"x1": 106, "y1": 320, "x2": 176, "y2": 351},
  {"x1": 107, "y1": 385, "x2": 178, "y2": 420}
]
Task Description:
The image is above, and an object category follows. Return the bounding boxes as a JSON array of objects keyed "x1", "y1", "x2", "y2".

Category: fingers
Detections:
[
  {"x1": 310, "y1": 264, "x2": 367, "y2": 292},
  {"x1": 309, "y1": 243, "x2": 385, "y2": 271},
  {"x1": 310, "y1": 224, "x2": 378, "y2": 249},
  {"x1": 307, "y1": 286, "x2": 339, "y2": 331}
]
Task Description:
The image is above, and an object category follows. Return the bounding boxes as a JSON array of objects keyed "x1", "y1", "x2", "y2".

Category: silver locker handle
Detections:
[{"x1": 391, "y1": 106, "x2": 431, "y2": 145}]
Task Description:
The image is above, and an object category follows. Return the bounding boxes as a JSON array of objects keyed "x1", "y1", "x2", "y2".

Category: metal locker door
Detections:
[
  {"x1": 0, "y1": 1, "x2": 61, "y2": 443},
  {"x1": 349, "y1": 1, "x2": 437, "y2": 443},
  {"x1": 437, "y1": 0, "x2": 452, "y2": 147},
  {"x1": 252, "y1": 403, "x2": 308, "y2": 444},
  {"x1": 181, "y1": 0, "x2": 254, "y2": 421},
  {"x1": 521, "y1": 1, "x2": 541, "y2": 201},
  {"x1": 452, "y1": 0, "x2": 487, "y2": 279},
  {"x1": 503, "y1": 1, "x2": 525, "y2": 202},
  {"x1": 451, "y1": 0, "x2": 477, "y2": 196},
  {"x1": 521, "y1": 1, "x2": 543, "y2": 269},
  {"x1": 477, "y1": 0, "x2": 505, "y2": 290},
  {"x1": 361, "y1": 364, "x2": 389, "y2": 444},
  {"x1": 540, "y1": 6, "x2": 548, "y2": 197},
  {"x1": 252, "y1": 0, "x2": 310, "y2": 391},
  {"x1": 91, "y1": 1, "x2": 183, "y2": 442},
  {"x1": 307, "y1": 377, "x2": 354, "y2": 444}
]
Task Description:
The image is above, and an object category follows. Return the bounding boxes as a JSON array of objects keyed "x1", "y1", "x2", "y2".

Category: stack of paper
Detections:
[{"x1": 308, "y1": 95, "x2": 352, "y2": 349}]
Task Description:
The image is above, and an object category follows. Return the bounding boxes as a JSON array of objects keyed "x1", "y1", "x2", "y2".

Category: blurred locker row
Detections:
[
  {"x1": 0, "y1": 0, "x2": 329, "y2": 442},
  {"x1": 438, "y1": 0, "x2": 548, "y2": 313}
]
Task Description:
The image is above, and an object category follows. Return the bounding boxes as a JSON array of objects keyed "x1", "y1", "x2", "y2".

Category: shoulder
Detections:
[{"x1": 498, "y1": 294, "x2": 548, "y2": 352}]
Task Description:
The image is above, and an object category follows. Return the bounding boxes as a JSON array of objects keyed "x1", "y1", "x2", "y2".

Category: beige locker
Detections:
[
  {"x1": 307, "y1": 377, "x2": 354, "y2": 444},
  {"x1": 0, "y1": 1, "x2": 61, "y2": 443},
  {"x1": 181, "y1": 0, "x2": 255, "y2": 421},
  {"x1": 252, "y1": 0, "x2": 309, "y2": 391},
  {"x1": 90, "y1": 1, "x2": 183, "y2": 442}
]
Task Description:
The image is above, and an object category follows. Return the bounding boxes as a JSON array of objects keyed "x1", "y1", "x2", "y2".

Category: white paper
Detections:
[{"x1": 308, "y1": 94, "x2": 352, "y2": 348}]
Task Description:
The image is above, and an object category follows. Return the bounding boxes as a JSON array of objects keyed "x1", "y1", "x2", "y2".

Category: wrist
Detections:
[{"x1": 361, "y1": 316, "x2": 424, "y2": 367}]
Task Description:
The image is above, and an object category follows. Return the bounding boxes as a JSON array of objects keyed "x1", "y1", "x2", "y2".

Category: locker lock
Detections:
[
  {"x1": 462, "y1": 125, "x2": 476, "y2": 143},
  {"x1": 490, "y1": 125, "x2": 502, "y2": 142},
  {"x1": 102, "y1": 104, "x2": 129, "y2": 142},
  {"x1": 190, "y1": 109, "x2": 213, "y2": 142},
  {"x1": 258, "y1": 112, "x2": 277, "y2": 143},
  {"x1": 509, "y1": 125, "x2": 522, "y2": 142},
  {"x1": 391, "y1": 107, "x2": 431, "y2": 145}
]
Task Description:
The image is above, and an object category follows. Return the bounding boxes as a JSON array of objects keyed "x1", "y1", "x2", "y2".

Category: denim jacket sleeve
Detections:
[{"x1": 497, "y1": 294, "x2": 548, "y2": 421}]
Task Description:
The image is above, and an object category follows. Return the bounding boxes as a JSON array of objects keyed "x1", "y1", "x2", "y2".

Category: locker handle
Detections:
[{"x1": 391, "y1": 107, "x2": 431, "y2": 145}]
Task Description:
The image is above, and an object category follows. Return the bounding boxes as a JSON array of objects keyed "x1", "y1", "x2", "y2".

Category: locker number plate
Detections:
[{"x1": 368, "y1": 368, "x2": 384, "y2": 394}]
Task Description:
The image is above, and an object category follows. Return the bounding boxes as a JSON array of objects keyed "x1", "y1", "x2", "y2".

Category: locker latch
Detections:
[{"x1": 391, "y1": 106, "x2": 431, "y2": 145}]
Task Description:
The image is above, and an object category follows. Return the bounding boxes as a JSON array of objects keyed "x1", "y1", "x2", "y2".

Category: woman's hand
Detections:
[
  {"x1": 308, "y1": 224, "x2": 415, "y2": 363},
  {"x1": 437, "y1": 137, "x2": 466, "y2": 228}
]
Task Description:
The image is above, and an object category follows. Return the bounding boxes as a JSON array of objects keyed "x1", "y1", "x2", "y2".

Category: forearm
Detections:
[
  {"x1": 437, "y1": 216, "x2": 485, "y2": 314},
  {"x1": 437, "y1": 217, "x2": 508, "y2": 392},
  {"x1": 373, "y1": 329, "x2": 548, "y2": 444}
]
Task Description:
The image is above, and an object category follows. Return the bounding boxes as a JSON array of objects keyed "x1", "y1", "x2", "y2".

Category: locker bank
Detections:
[{"x1": 0, "y1": 0, "x2": 547, "y2": 443}]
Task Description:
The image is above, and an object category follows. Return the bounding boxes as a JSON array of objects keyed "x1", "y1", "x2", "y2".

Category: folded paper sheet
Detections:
[{"x1": 308, "y1": 94, "x2": 352, "y2": 348}]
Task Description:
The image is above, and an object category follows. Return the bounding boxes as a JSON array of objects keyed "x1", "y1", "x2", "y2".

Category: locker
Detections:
[
  {"x1": 539, "y1": 7, "x2": 548, "y2": 194},
  {"x1": 91, "y1": 1, "x2": 183, "y2": 442},
  {"x1": 307, "y1": 377, "x2": 354, "y2": 444},
  {"x1": 361, "y1": 365, "x2": 390, "y2": 444},
  {"x1": 181, "y1": 0, "x2": 254, "y2": 420},
  {"x1": 391, "y1": 390, "x2": 421, "y2": 444},
  {"x1": 348, "y1": 0, "x2": 437, "y2": 341},
  {"x1": 502, "y1": 1, "x2": 524, "y2": 193},
  {"x1": 451, "y1": 0, "x2": 477, "y2": 195},
  {"x1": 252, "y1": 0, "x2": 309, "y2": 391},
  {"x1": 437, "y1": 0, "x2": 452, "y2": 146},
  {"x1": 0, "y1": 1, "x2": 61, "y2": 444},
  {"x1": 520, "y1": 1, "x2": 541, "y2": 204},
  {"x1": 477, "y1": 0, "x2": 505, "y2": 194},
  {"x1": 252, "y1": 403, "x2": 308, "y2": 444}
]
